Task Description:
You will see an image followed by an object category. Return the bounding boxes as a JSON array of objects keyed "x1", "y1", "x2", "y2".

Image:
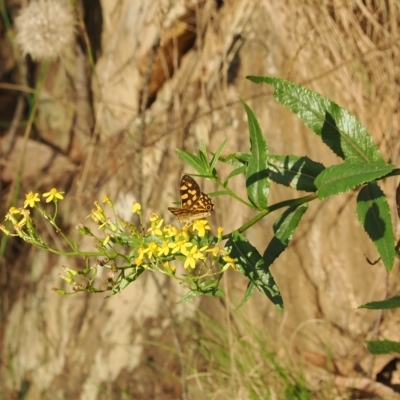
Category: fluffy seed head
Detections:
[{"x1": 15, "y1": 0, "x2": 75, "y2": 61}]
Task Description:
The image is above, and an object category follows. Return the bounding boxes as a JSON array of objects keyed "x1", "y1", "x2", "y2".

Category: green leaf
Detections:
[
  {"x1": 199, "y1": 141, "x2": 208, "y2": 158},
  {"x1": 236, "y1": 281, "x2": 256, "y2": 310},
  {"x1": 263, "y1": 204, "x2": 308, "y2": 266},
  {"x1": 190, "y1": 233, "x2": 217, "y2": 248},
  {"x1": 198, "y1": 146, "x2": 210, "y2": 171},
  {"x1": 178, "y1": 281, "x2": 225, "y2": 304},
  {"x1": 209, "y1": 190, "x2": 230, "y2": 198},
  {"x1": 357, "y1": 182, "x2": 395, "y2": 271},
  {"x1": 176, "y1": 148, "x2": 208, "y2": 175},
  {"x1": 366, "y1": 339, "x2": 400, "y2": 355},
  {"x1": 218, "y1": 152, "x2": 251, "y2": 168},
  {"x1": 247, "y1": 76, "x2": 384, "y2": 163},
  {"x1": 241, "y1": 100, "x2": 270, "y2": 210},
  {"x1": 359, "y1": 296, "x2": 400, "y2": 310},
  {"x1": 109, "y1": 266, "x2": 145, "y2": 297},
  {"x1": 177, "y1": 290, "x2": 202, "y2": 304},
  {"x1": 268, "y1": 155, "x2": 325, "y2": 192},
  {"x1": 220, "y1": 153, "x2": 325, "y2": 191},
  {"x1": 226, "y1": 231, "x2": 283, "y2": 310},
  {"x1": 210, "y1": 139, "x2": 227, "y2": 171},
  {"x1": 315, "y1": 162, "x2": 394, "y2": 200},
  {"x1": 224, "y1": 165, "x2": 247, "y2": 184}
]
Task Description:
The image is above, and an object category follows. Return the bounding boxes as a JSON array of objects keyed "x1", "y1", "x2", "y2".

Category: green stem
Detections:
[
  {"x1": 37, "y1": 205, "x2": 78, "y2": 251},
  {"x1": 222, "y1": 193, "x2": 315, "y2": 239},
  {"x1": 215, "y1": 180, "x2": 257, "y2": 210},
  {"x1": 44, "y1": 248, "x2": 102, "y2": 257}
]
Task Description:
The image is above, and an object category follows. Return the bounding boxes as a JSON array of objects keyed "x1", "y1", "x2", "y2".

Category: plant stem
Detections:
[{"x1": 222, "y1": 193, "x2": 315, "y2": 239}]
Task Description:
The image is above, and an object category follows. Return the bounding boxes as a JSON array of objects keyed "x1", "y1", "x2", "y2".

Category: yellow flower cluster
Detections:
[
  {"x1": 129, "y1": 211, "x2": 233, "y2": 271},
  {"x1": 1, "y1": 191, "x2": 237, "y2": 296},
  {"x1": 87, "y1": 198, "x2": 235, "y2": 273},
  {"x1": 0, "y1": 188, "x2": 65, "y2": 238}
]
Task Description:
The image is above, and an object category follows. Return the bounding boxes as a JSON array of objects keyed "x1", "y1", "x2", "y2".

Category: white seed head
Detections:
[{"x1": 15, "y1": 0, "x2": 75, "y2": 61}]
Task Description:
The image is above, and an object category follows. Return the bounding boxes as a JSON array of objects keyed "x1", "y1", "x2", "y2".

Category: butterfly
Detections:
[{"x1": 168, "y1": 174, "x2": 214, "y2": 224}]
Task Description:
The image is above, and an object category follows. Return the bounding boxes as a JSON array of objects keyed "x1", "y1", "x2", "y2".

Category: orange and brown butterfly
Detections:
[{"x1": 168, "y1": 174, "x2": 214, "y2": 224}]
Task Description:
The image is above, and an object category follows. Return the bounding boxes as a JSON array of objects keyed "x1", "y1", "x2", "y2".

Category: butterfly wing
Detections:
[
  {"x1": 168, "y1": 174, "x2": 214, "y2": 223},
  {"x1": 180, "y1": 175, "x2": 202, "y2": 209}
]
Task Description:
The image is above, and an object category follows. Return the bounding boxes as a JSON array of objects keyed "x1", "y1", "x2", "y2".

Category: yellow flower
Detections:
[
  {"x1": 206, "y1": 246, "x2": 221, "y2": 257},
  {"x1": 135, "y1": 257, "x2": 143, "y2": 266},
  {"x1": 158, "y1": 241, "x2": 170, "y2": 257},
  {"x1": 217, "y1": 226, "x2": 223, "y2": 240},
  {"x1": 148, "y1": 222, "x2": 163, "y2": 236},
  {"x1": 192, "y1": 219, "x2": 210, "y2": 237},
  {"x1": 182, "y1": 245, "x2": 206, "y2": 269},
  {"x1": 0, "y1": 224, "x2": 10, "y2": 235},
  {"x1": 168, "y1": 239, "x2": 193, "y2": 254},
  {"x1": 143, "y1": 241, "x2": 159, "y2": 258},
  {"x1": 149, "y1": 213, "x2": 162, "y2": 223},
  {"x1": 16, "y1": 209, "x2": 30, "y2": 228},
  {"x1": 102, "y1": 195, "x2": 113, "y2": 207},
  {"x1": 181, "y1": 225, "x2": 190, "y2": 235},
  {"x1": 175, "y1": 228, "x2": 190, "y2": 242},
  {"x1": 163, "y1": 262, "x2": 176, "y2": 274},
  {"x1": 24, "y1": 192, "x2": 40, "y2": 208},
  {"x1": 163, "y1": 224, "x2": 179, "y2": 238},
  {"x1": 90, "y1": 208, "x2": 107, "y2": 224},
  {"x1": 132, "y1": 202, "x2": 141, "y2": 214},
  {"x1": 5, "y1": 207, "x2": 21, "y2": 224},
  {"x1": 137, "y1": 247, "x2": 146, "y2": 260},
  {"x1": 43, "y1": 188, "x2": 65, "y2": 203},
  {"x1": 148, "y1": 214, "x2": 164, "y2": 236},
  {"x1": 94, "y1": 201, "x2": 102, "y2": 211},
  {"x1": 222, "y1": 255, "x2": 237, "y2": 271}
]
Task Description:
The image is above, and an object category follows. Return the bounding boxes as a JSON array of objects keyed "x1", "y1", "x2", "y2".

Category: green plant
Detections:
[{"x1": 1, "y1": 76, "x2": 399, "y2": 320}]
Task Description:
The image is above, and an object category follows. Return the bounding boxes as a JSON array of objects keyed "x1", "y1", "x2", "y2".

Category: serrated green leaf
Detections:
[
  {"x1": 359, "y1": 296, "x2": 400, "y2": 310},
  {"x1": 247, "y1": 76, "x2": 384, "y2": 163},
  {"x1": 176, "y1": 148, "x2": 208, "y2": 175},
  {"x1": 315, "y1": 162, "x2": 394, "y2": 200},
  {"x1": 268, "y1": 155, "x2": 325, "y2": 192},
  {"x1": 357, "y1": 182, "x2": 395, "y2": 271},
  {"x1": 241, "y1": 100, "x2": 270, "y2": 210},
  {"x1": 226, "y1": 231, "x2": 283, "y2": 310},
  {"x1": 366, "y1": 339, "x2": 400, "y2": 354},
  {"x1": 263, "y1": 204, "x2": 308, "y2": 266}
]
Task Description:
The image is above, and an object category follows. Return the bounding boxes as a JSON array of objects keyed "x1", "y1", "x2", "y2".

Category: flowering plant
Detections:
[
  {"x1": 2, "y1": 76, "x2": 399, "y2": 313},
  {"x1": 1, "y1": 186, "x2": 236, "y2": 302}
]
